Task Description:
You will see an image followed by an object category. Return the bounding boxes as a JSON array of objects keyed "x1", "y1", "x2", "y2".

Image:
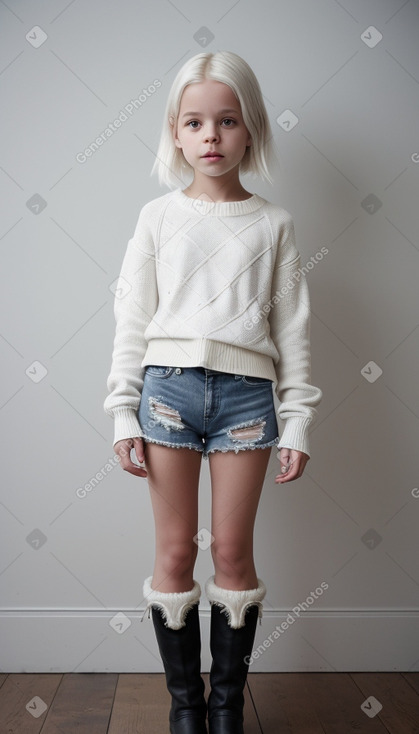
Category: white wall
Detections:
[{"x1": 1, "y1": 0, "x2": 418, "y2": 672}]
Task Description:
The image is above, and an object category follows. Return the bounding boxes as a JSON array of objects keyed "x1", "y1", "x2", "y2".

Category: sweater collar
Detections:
[{"x1": 174, "y1": 188, "x2": 266, "y2": 216}]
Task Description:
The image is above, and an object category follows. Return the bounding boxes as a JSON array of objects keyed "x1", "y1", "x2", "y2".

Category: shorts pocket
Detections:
[
  {"x1": 145, "y1": 365, "x2": 174, "y2": 378},
  {"x1": 241, "y1": 375, "x2": 273, "y2": 387}
]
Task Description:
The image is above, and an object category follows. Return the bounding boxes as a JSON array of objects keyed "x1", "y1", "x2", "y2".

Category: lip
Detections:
[{"x1": 202, "y1": 152, "x2": 224, "y2": 158}]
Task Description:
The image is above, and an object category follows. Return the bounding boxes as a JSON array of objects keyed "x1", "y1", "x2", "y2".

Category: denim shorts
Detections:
[{"x1": 138, "y1": 365, "x2": 279, "y2": 460}]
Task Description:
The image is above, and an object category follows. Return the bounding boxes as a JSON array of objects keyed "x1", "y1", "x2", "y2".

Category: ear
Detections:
[
  {"x1": 246, "y1": 136, "x2": 252, "y2": 147},
  {"x1": 170, "y1": 115, "x2": 182, "y2": 149}
]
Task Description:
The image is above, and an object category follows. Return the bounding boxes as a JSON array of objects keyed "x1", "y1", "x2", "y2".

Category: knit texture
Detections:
[
  {"x1": 104, "y1": 188, "x2": 322, "y2": 456},
  {"x1": 143, "y1": 576, "x2": 201, "y2": 630},
  {"x1": 205, "y1": 574, "x2": 266, "y2": 629}
]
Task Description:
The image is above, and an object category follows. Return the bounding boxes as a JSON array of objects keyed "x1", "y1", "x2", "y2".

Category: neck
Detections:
[{"x1": 183, "y1": 170, "x2": 252, "y2": 203}]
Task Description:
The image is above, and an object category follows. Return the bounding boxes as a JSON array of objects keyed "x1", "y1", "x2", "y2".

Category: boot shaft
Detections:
[
  {"x1": 144, "y1": 577, "x2": 208, "y2": 734},
  {"x1": 151, "y1": 604, "x2": 207, "y2": 724},
  {"x1": 207, "y1": 604, "x2": 259, "y2": 718},
  {"x1": 204, "y1": 576, "x2": 266, "y2": 733}
]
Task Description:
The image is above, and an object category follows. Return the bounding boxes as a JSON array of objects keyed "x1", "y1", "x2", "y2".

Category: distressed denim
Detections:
[{"x1": 138, "y1": 365, "x2": 279, "y2": 460}]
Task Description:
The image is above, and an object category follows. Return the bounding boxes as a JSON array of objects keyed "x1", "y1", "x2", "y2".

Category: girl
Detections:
[{"x1": 104, "y1": 51, "x2": 322, "y2": 734}]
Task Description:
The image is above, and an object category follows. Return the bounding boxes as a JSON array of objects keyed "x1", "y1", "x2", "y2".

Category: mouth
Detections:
[{"x1": 202, "y1": 153, "x2": 224, "y2": 160}]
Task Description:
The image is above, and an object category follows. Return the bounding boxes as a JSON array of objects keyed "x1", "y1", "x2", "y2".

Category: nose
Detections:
[{"x1": 203, "y1": 124, "x2": 220, "y2": 143}]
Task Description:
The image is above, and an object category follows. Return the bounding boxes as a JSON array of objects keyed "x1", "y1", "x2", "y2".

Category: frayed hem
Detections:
[
  {"x1": 140, "y1": 435, "x2": 279, "y2": 460},
  {"x1": 205, "y1": 439, "x2": 278, "y2": 457},
  {"x1": 140, "y1": 435, "x2": 204, "y2": 453}
]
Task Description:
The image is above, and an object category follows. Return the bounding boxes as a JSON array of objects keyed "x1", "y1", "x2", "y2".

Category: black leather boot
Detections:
[
  {"x1": 205, "y1": 576, "x2": 266, "y2": 734},
  {"x1": 144, "y1": 577, "x2": 208, "y2": 734}
]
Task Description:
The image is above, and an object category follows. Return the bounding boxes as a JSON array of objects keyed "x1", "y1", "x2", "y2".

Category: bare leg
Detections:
[
  {"x1": 143, "y1": 443, "x2": 203, "y2": 592},
  {"x1": 208, "y1": 447, "x2": 272, "y2": 589}
]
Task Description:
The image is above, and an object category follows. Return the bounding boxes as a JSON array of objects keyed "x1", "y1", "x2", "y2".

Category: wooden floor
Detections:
[{"x1": 0, "y1": 672, "x2": 418, "y2": 733}]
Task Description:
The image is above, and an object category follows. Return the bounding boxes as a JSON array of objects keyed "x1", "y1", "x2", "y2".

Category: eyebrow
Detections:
[{"x1": 181, "y1": 108, "x2": 240, "y2": 118}]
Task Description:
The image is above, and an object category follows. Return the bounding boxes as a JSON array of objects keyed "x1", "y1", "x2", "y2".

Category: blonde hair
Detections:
[{"x1": 151, "y1": 51, "x2": 277, "y2": 189}]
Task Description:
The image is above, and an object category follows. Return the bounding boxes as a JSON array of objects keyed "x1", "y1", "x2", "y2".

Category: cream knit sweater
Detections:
[{"x1": 104, "y1": 189, "x2": 322, "y2": 456}]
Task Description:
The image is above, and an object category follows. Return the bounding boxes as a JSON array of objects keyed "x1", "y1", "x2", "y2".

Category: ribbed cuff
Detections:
[
  {"x1": 277, "y1": 416, "x2": 312, "y2": 458},
  {"x1": 112, "y1": 407, "x2": 144, "y2": 449}
]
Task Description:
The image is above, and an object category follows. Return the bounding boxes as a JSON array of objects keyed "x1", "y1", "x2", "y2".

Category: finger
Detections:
[
  {"x1": 123, "y1": 462, "x2": 148, "y2": 478},
  {"x1": 115, "y1": 440, "x2": 146, "y2": 476},
  {"x1": 275, "y1": 468, "x2": 298, "y2": 483},
  {"x1": 123, "y1": 444, "x2": 147, "y2": 477},
  {"x1": 133, "y1": 437, "x2": 145, "y2": 464},
  {"x1": 275, "y1": 457, "x2": 302, "y2": 483},
  {"x1": 116, "y1": 441, "x2": 133, "y2": 464},
  {"x1": 276, "y1": 458, "x2": 307, "y2": 482},
  {"x1": 278, "y1": 447, "x2": 291, "y2": 461},
  {"x1": 129, "y1": 444, "x2": 146, "y2": 472},
  {"x1": 277, "y1": 447, "x2": 291, "y2": 475}
]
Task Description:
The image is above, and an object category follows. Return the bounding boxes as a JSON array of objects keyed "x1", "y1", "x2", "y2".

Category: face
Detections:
[{"x1": 173, "y1": 79, "x2": 252, "y2": 180}]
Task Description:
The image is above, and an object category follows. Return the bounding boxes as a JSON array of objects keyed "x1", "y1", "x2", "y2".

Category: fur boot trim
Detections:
[
  {"x1": 143, "y1": 576, "x2": 201, "y2": 630},
  {"x1": 205, "y1": 575, "x2": 266, "y2": 629}
]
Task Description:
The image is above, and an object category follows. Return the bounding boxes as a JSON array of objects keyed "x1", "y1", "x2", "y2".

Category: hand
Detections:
[
  {"x1": 275, "y1": 447, "x2": 309, "y2": 484},
  {"x1": 114, "y1": 437, "x2": 148, "y2": 478}
]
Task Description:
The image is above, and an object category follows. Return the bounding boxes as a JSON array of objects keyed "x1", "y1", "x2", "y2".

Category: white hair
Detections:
[{"x1": 151, "y1": 51, "x2": 278, "y2": 190}]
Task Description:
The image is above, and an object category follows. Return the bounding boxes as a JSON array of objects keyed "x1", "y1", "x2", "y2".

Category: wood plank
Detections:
[
  {"x1": 41, "y1": 673, "x2": 117, "y2": 733},
  {"x1": 243, "y1": 681, "x2": 263, "y2": 733},
  {"x1": 402, "y1": 672, "x2": 419, "y2": 696},
  {"x1": 107, "y1": 674, "x2": 170, "y2": 733},
  {"x1": 251, "y1": 673, "x2": 390, "y2": 733},
  {"x1": 351, "y1": 672, "x2": 419, "y2": 733},
  {"x1": 0, "y1": 672, "x2": 416, "y2": 733},
  {"x1": 300, "y1": 673, "x2": 391, "y2": 733},
  {"x1": 0, "y1": 673, "x2": 62, "y2": 733},
  {"x1": 248, "y1": 673, "x2": 327, "y2": 732},
  {"x1": 303, "y1": 673, "x2": 387, "y2": 734}
]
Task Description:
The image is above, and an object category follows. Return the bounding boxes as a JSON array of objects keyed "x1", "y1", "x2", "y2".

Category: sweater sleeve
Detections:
[
  {"x1": 268, "y1": 214, "x2": 322, "y2": 458},
  {"x1": 103, "y1": 205, "x2": 158, "y2": 449}
]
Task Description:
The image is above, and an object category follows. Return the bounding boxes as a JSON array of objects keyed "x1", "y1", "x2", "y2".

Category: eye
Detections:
[
  {"x1": 187, "y1": 120, "x2": 200, "y2": 129},
  {"x1": 222, "y1": 118, "x2": 236, "y2": 127}
]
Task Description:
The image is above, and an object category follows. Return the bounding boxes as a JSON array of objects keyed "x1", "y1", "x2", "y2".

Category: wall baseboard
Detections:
[{"x1": 1, "y1": 608, "x2": 418, "y2": 672}]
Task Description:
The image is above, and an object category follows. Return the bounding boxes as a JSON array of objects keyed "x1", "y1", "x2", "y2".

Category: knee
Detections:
[
  {"x1": 210, "y1": 539, "x2": 251, "y2": 579},
  {"x1": 158, "y1": 539, "x2": 198, "y2": 579}
]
